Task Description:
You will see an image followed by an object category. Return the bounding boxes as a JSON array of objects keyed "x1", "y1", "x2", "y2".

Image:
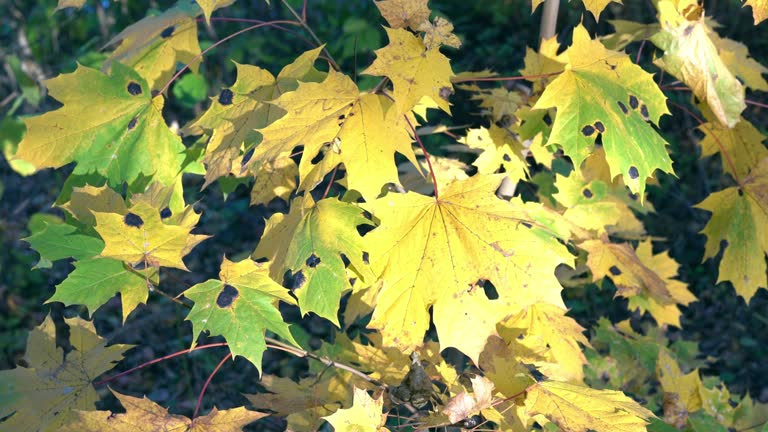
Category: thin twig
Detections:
[
  {"x1": 321, "y1": 166, "x2": 339, "y2": 199},
  {"x1": 404, "y1": 115, "x2": 440, "y2": 199},
  {"x1": 193, "y1": 352, "x2": 232, "y2": 419},
  {"x1": 279, "y1": 0, "x2": 340, "y2": 71}
]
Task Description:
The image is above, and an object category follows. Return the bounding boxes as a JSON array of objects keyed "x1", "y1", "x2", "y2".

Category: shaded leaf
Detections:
[{"x1": 322, "y1": 387, "x2": 387, "y2": 432}]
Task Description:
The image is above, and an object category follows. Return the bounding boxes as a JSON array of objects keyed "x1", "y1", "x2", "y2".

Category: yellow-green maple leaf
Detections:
[
  {"x1": 650, "y1": 0, "x2": 746, "y2": 128},
  {"x1": 183, "y1": 257, "x2": 298, "y2": 372},
  {"x1": 696, "y1": 158, "x2": 768, "y2": 299},
  {"x1": 699, "y1": 117, "x2": 768, "y2": 180},
  {"x1": 94, "y1": 201, "x2": 209, "y2": 270},
  {"x1": 525, "y1": 381, "x2": 655, "y2": 432},
  {"x1": 418, "y1": 16, "x2": 462, "y2": 49},
  {"x1": 364, "y1": 27, "x2": 454, "y2": 114},
  {"x1": 253, "y1": 197, "x2": 373, "y2": 325},
  {"x1": 103, "y1": 1, "x2": 203, "y2": 89},
  {"x1": 62, "y1": 389, "x2": 265, "y2": 431},
  {"x1": 657, "y1": 349, "x2": 704, "y2": 413},
  {"x1": 196, "y1": 0, "x2": 236, "y2": 24},
  {"x1": 323, "y1": 387, "x2": 387, "y2": 432},
  {"x1": 374, "y1": 0, "x2": 430, "y2": 29},
  {"x1": 742, "y1": 0, "x2": 768, "y2": 24},
  {"x1": 0, "y1": 316, "x2": 131, "y2": 432},
  {"x1": 15, "y1": 64, "x2": 185, "y2": 186},
  {"x1": 460, "y1": 126, "x2": 528, "y2": 183},
  {"x1": 249, "y1": 70, "x2": 417, "y2": 201},
  {"x1": 364, "y1": 174, "x2": 573, "y2": 352},
  {"x1": 250, "y1": 157, "x2": 298, "y2": 205},
  {"x1": 711, "y1": 34, "x2": 768, "y2": 92},
  {"x1": 534, "y1": 24, "x2": 673, "y2": 198}
]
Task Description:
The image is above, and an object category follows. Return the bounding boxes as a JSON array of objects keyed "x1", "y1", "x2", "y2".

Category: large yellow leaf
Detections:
[
  {"x1": 650, "y1": 1, "x2": 745, "y2": 128},
  {"x1": 699, "y1": 117, "x2": 768, "y2": 180},
  {"x1": 533, "y1": 25, "x2": 673, "y2": 198},
  {"x1": 363, "y1": 174, "x2": 573, "y2": 353},
  {"x1": 364, "y1": 27, "x2": 454, "y2": 114},
  {"x1": 322, "y1": 387, "x2": 387, "y2": 432},
  {"x1": 525, "y1": 381, "x2": 655, "y2": 432},
  {"x1": 374, "y1": 0, "x2": 430, "y2": 29},
  {"x1": 460, "y1": 126, "x2": 528, "y2": 183},
  {"x1": 62, "y1": 389, "x2": 265, "y2": 431},
  {"x1": 696, "y1": 158, "x2": 768, "y2": 299},
  {"x1": 742, "y1": 0, "x2": 768, "y2": 24},
  {"x1": 0, "y1": 316, "x2": 130, "y2": 432},
  {"x1": 249, "y1": 70, "x2": 417, "y2": 201}
]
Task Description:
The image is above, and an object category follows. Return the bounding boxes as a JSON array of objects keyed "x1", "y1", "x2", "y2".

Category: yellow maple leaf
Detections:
[
  {"x1": 742, "y1": 0, "x2": 768, "y2": 24},
  {"x1": 195, "y1": 0, "x2": 235, "y2": 24},
  {"x1": 375, "y1": 0, "x2": 431, "y2": 29},
  {"x1": 710, "y1": 34, "x2": 768, "y2": 92},
  {"x1": 532, "y1": 0, "x2": 622, "y2": 22},
  {"x1": 657, "y1": 349, "x2": 704, "y2": 413},
  {"x1": 699, "y1": 116, "x2": 768, "y2": 180},
  {"x1": 460, "y1": 126, "x2": 528, "y2": 183},
  {"x1": 525, "y1": 381, "x2": 655, "y2": 432},
  {"x1": 363, "y1": 174, "x2": 573, "y2": 352},
  {"x1": 442, "y1": 376, "x2": 495, "y2": 423},
  {"x1": 364, "y1": 27, "x2": 454, "y2": 114},
  {"x1": 94, "y1": 202, "x2": 209, "y2": 270},
  {"x1": 650, "y1": 1, "x2": 745, "y2": 128},
  {"x1": 323, "y1": 387, "x2": 387, "y2": 432},
  {"x1": 250, "y1": 157, "x2": 298, "y2": 205},
  {"x1": 418, "y1": 16, "x2": 462, "y2": 49}
]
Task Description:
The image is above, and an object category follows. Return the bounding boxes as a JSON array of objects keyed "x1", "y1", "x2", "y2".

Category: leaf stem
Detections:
[
  {"x1": 93, "y1": 343, "x2": 229, "y2": 386},
  {"x1": 158, "y1": 20, "x2": 301, "y2": 96},
  {"x1": 193, "y1": 352, "x2": 232, "y2": 419},
  {"x1": 404, "y1": 115, "x2": 439, "y2": 199},
  {"x1": 279, "y1": 0, "x2": 340, "y2": 71},
  {"x1": 450, "y1": 71, "x2": 562, "y2": 84},
  {"x1": 197, "y1": 17, "x2": 317, "y2": 50}
]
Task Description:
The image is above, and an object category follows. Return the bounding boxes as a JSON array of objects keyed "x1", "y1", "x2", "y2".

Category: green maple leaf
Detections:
[
  {"x1": 253, "y1": 196, "x2": 374, "y2": 326},
  {"x1": 0, "y1": 316, "x2": 131, "y2": 432},
  {"x1": 183, "y1": 257, "x2": 299, "y2": 372},
  {"x1": 15, "y1": 63, "x2": 185, "y2": 186},
  {"x1": 24, "y1": 221, "x2": 104, "y2": 268},
  {"x1": 696, "y1": 158, "x2": 768, "y2": 299},
  {"x1": 534, "y1": 24, "x2": 673, "y2": 199}
]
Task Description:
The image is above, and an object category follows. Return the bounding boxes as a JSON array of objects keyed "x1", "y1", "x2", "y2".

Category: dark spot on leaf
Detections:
[
  {"x1": 477, "y1": 135, "x2": 483, "y2": 141},
  {"x1": 640, "y1": 104, "x2": 649, "y2": 120},
  {"x1": 340, "y1": 253, "x2": 350, "y2": 267},
  {"x1": 582, "y1": 188, "x2": 593, "y2": 198},
  {"x1": 124, "y1": 212, "x2": 144, "y2": 228},
  {"x1": 684, "y1": 25, "x2": 694, "y2": 36},
  {"x1": 338, "y1": 114, "x2": 345, "y2": 120},
  {"x1": 628, "y1": 166, "x2": 639, "y2": 179},
  {"x1": 292, "y1": 271, "x2": 306, "y2": 290},
  {"x1": 216, "y1": 284, "x2": 239, "y2": 308},
  {"x1": 617, "y1": 101, "x2": 628, "y2": 114},
  {"x1": 482, "y1": 280, "x2": 499, "y2": 300},
  {"x1": 127, "y1": 82, "x2": 142, "y2": 96},
  {"x1": 218, "y1": 88, "x2": 234, "y2": 105},
  {"x1": 127, "y1": 116, "x2": 138, "y2": 131},
  {"x1": 160, "y1": 25, "x2": 175, "y2": 38},
  {"x1": 581, "y1": 125, "x2": 595, "y2": 137},
  {"x1": 629, "y1": 192, "x2": 638, "y2": 201},
  {"x1": 349, "y1": 277, "x2": 357, "y2": 286},
  {"x1": 310, "y1": 150, "x2": 324, "y2": 164},
  {"x1": 629, "y1": 95, "x2": 639, "y2": 110},
  {"x1": 160, "y1": 207, "x2": 172, "y2": 218},
  {"x1": 439, "y1": 86, "x2": 453, "y2": 101},
  {"x1": 609, "y1": 265, "x2": 622, "y2": 276},
  {"x1": 521, "y1": 222, "x2": 532, "y2": 228},
  {"x1": 503, "y1": 154, "x2": 511, "y2": 162},
  {"x1": 594, "y1": 121, "x2": 605, "y2": 133},
  {"x1": 362, "y1": 251, "x2": 370, "y2": 265},
  {"x1": 306, "y1": 253, "x2": 321, "y2": 268},
  {"x1": 241, "y1": 148, "x2": 254, "y2": 166},
  {"x1": 738, "y1": 188, "x2": 744, "y2": 197}
]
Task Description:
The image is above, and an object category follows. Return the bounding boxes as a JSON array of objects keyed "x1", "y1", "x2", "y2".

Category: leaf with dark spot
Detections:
[
  {"x1": 628, "y1": 95, "x2": 639, "y2": 110},
  {"x1": 640, "y1": 104, "x2": 649, "y2": 120},
  {"x1": 594, "y1": 121, "x2": 605, "y2": 133},
  {"x1": 439, "y1": 86, "x2": 453, "y2": 100},
  {"x1": 306, "y1": 254, "x2": 321, "y2": 268},
  {"x1": 609, "y1": 265, "x2": 622, "y2": 276},
  {"x1": 582, "y1": 188, "x2": 593, "y2": 198},
  {"x1": 581, "y1": 125, "x2": 595, "y2": 137},
  {"x1": 628, "y1": 166, "x2": 639, "y2": 179},
  {"x1": 292, "y1": 271, "x2": 306, "y2": 290},
  {"x1": 216, "y1": 284, "x2": 239, "y2": 308},
  {"x1": 160, "y1": 207, "x2": 172, "y2": 218},
  {"x1": 124, "y1": 212, "x2": 144, "y2": 228},
  {"x1": 502, "y1": 154, "x2": 512, "y2": 162},
  {"x1": 362, "y1": 251, "x2": 370, "y2": 264},
  {"x1": 160, "y1": 25, "x2": 175, "y2": 38},
  {"x1": 617, "y1": 101, "x2": 628, "y2": 114},
  {"x1": 127, "y1": 82, "x2": 142, "y2": 96},
  {"x1": 127, "y1": 117, "x2": 138, "y2": 131},
  {"x1": 218, "y1": 88, "x2": 234, "y2": 105}
]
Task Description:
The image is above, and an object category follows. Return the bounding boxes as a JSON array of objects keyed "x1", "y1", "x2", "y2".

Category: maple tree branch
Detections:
[
  {"x1": 746, "y1": 99, "x2": 768, "y2": 109},
  {"x1": 666, "y1": 99, "x2": 740, "y2": 183},
  {"x1": 404, "y1": 115, "x2": 440, "y2": 199},
  {"x1": 279, "y1": 0, "x2": 340, "y2": 71},
  {"x1": 193, "y1": 351, "x2": 232, "y2": 419},
  {"x1": 197, "y1": 17, "x2": 317, "y2": 50},
  {"x1": 93, "y1": 343, "x2": 229, "y2": 386},
  {"x1": 158, "y1": 20, "x2": 301, "y2": 96},
  {"x1": 450, "y1": 71, "x2": 562, "y2": 84}
]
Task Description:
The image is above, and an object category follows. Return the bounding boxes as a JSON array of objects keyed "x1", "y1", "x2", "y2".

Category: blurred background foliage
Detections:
[{"x1": 1, "y1": 0, "x2": 767, "y2": 429}]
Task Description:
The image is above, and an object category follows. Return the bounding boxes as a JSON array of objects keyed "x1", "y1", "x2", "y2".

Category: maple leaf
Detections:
[
  {"x1": 253, "y1": 197, "x2": 373, "y2": 325},
  {"x1": 55, "y1": 0, "x2": 85, "y2": 10},
  {"x1": 742, "y1": 0, "x2": 768, "y2": 23},
  {"x1": 460, "y1": 126, "x2": 528, "y2": 183},
  {"x1": 94, "y1": 201, "x2": 209, "y2": 270},
  {"x1": 418, "y1": 16, "x2": 462, "y2": 50},
  {"x1": 184, "y1": 47, "x2": 325, "y2": 188},
  {"x1": 196, "y1": 0, "x2": 236, "y2": 24},
  {"x1": 534, "y1": 24, "x2": 673, "y2": 198},
  {"x1": 249, "y1": 70, "x2": 417, "y2": 201},
  {"x1": 442, "y1": 376, "x2": 495, "y2": 423},
  {"x1": 62, "y1": 388, "x2": 265, "y2": 431},
  {"x1": 471, "y1": 87, "x2": 523, "y2": 123},
  {"x1": 525, "y1": 381, "x2": 655, "y2": 432},
  {"x1": 182, "y1": 257, "x2": 299, "y2": 372},
  {"x1": 323, "y1": 387, "x2": 387, "y2": 432},
  {"x1": 60, "y1": 185, "x2": 129, "y2": 226},
  {"x1": 15, "y1": 63, "x2": 186, "y2": 186},
  {"x1": 710, "y1": 34, "x2": 768, "y2": 92},
  {"x1": 657, "y1": 349, "x2": 704, "y2": 414},
  {"x1": 532, "y1": 0, "x2": 622, "y2": 21},
  {"x1": 374, "y1": 0, "x2": 430, "y2": 29},
  {"x1": 0, "y1": 316, "x2": 131, "y2": 432},
  {"x1": 250, "y1": 157, "x2": 298, "y2": 205},
  {"x1": 363, "y1": 174, "x2": 573, "y2": 353},
  {"x1": 650, "y1": 1, "x2": 745, "y2": 128},
  {"x1": 102, "y1": 1, "x2": 203, "y2": 89},
  {"x1": 24, "y1": 221, "x2": 104, "y2": 267},
  {"x1": 364, "y1": 27, "x2": 454, "y2": 114},
  {"x1": 696, "y1": 158, "x2": 768, "y2": 299},
  {"x1": 699, "y1": 117, "x2": 768, "y2": 180}
]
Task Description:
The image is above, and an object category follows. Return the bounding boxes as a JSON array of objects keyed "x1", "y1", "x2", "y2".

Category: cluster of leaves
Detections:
[{"x1": 2, "y1": 0, "x2": 768, "y2": 431}]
